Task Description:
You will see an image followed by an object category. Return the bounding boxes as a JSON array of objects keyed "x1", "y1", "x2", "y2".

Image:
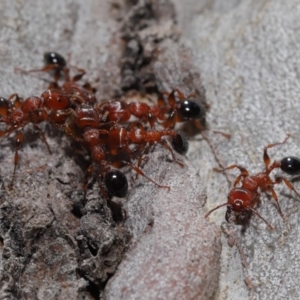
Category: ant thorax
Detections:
[{"x1": 241, "y1": 176, "x2": 259, "y2": 191}]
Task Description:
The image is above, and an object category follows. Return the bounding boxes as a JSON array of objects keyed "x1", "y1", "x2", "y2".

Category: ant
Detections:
[
  {"x1": 17, "y1": 52, "x2": 81, "y2": 83},
  {"x1": 11, "y1": 53, "x2": 194, "y2": 200},
  {"x1": 205, "y1": 135, "x2": 300, "y2": 230},
  {"x1": 17, "y1": 52, "x2": 96, "y2": 101},
  {"x1": 158, "y1": 89, "x2": 207, "y2": 130},
  {"x1": 96, "y1": 89, "x2": 207, "y2": 130},
  {"x1": 0, "y1": 94, "x2": 51, "y2": 187},
  {"x1": 39, "y1": 52, "x2": 68, "y2": 82},
  {"x1": 78, "y1": 121, "x2": 184, "y2": 196}
]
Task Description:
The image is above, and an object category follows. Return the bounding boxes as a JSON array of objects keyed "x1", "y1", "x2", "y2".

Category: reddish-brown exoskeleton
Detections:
[
  {"x1": 205, "y1": 135, "x2": 300, "y2": 230},
  {"x1": 10, "y1": 53, "x2": 197, "y2": 199},
  {"x1": 0, "y1": 94, "x2": 51, "y2": 187},
  {"x1": 96, "y1": 89, "x2": 208, "y2": 129},
  {"x1": 17, "y1": 52, "x2": 96, "y2": 102}
]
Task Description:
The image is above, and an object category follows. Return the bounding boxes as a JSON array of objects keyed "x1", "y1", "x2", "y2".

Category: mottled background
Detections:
[{"x1": 0, "y1": 0, "x2": 299, "y2": 299}]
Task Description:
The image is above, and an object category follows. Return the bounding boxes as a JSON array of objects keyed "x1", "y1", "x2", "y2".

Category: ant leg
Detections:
[
  {"x1": 147, "y1": 113, "x2": 156, "y2": 129},
  {"x1": 82, "y1": 82, "x2": 97, "y2": 94},
  {"x1": 15, "y1": 65, "x2": 62, "y2": 82},
  {"x1": 268, "y1": 187, "x2": 286, "y2": 220},
  {"x1": 248, "y1": 207, "x2": 274, "y2": 231},
  {"x1": 10, "y1": 130, "x2": 24, "y2": 188},
  {"x1": 159, "y1": 139, "x2": 184, "y2": 168},
  {"x1": 157, "y1": 93, "x2": 166, "y2": 108},
  {"x1": 193, "y1": 120, "x2": 204, "y2": 131},
  {"x1": 200, "y1": 131, "x2": 233, "y2": 185},
  {"x1": 68, "y1": 65, "x2": 86, "y2": 82},
  {"x1": 161, "y1": 89, "x2": 185, "y2": 109},
  {"x1": 211, "y1": 130, "x2": 231, "y2": 139},
  {"x1": 132, "y1": 145, "x2": 149, "y2": 182},
  {"x1": 263, "y1": 134, "x2": 290, "y2": 168},
  {"x1": 275, "y1": 176, "x2": 300, "y2": 199},
  {"x1": 172, "y1": 89, "x2": 186, "y2": 101},
  {"x1": 214, "y1": 164, "x2": 249, "y2": 186},
  {"x1": 8, "y1": 94, "x2": 22, "y2": 108},
  {"x1": 194, "y1": 120, "x2": 231, "y2": 139},
  {"x1": 166, "y1": 90, "x2": 176, "y2": 107},
  {"x1": 33, "y1": 125, "x2": 51, "y2": 154},
  {"x1": 163, "y1": 111, "x2": 177, "y2": 128},
  {"x1": 83, "y1": 165, "x2": 94, "y2": 199},
  {"x1": 122, "y1": 161, "x2": 170, "y2": 191}
]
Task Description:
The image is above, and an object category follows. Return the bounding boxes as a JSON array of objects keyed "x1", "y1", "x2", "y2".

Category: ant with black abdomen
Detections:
[
  {"x1": 9, "y1": 52, "x2": 229, "y2": 207},
  {"x1": 205, "y1": 134, "x2": 300, "y2": 230}
]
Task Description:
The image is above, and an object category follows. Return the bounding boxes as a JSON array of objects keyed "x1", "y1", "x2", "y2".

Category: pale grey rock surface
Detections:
[
  {"x1": 2, "y1": 0, "x2": 300, "y2": 299},
  {"x1": 173, "y1": 0, "x2": 300, "y2": 299},
  {"x1": 104, "y1": 152, "x2": 221, "y2": 300}
]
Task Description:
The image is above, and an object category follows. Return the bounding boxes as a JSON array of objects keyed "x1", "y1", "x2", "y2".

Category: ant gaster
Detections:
[
  {"x1": 205, "y1": 135, "x2": 300, "y2": 230},
  {"x1": 280, "y1": 156, "x2": 300, "y2": 176}
]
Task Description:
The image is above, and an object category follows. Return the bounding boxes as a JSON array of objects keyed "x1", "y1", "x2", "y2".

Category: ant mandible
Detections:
[{"x1": 205, "y1": 134, "x2": 300, "y2": 230}]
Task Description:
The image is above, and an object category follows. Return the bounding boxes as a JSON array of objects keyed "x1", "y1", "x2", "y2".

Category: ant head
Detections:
[
  {"x1": 104, "y1": 170, "x2": 128, "y2": 198},
  {"x1": 178, "y1": 99, "x2": 206, "y2": 121},
  {"x1": 171, "y1": 132, "x2": 188, "y2": 155},
  {"x1": 44, "y1": 52, "x2": 66, "y2": 68},
  {"x1": 226, "y1": 188, "x2": 254, "y2": 225}
]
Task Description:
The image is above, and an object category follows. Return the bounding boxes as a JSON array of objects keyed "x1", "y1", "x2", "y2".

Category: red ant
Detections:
[
  {"x1": 19, "y1": 54, "x2": 208, "y2": 139},
  {"x1": 205, "y1": 135, "x2": 300, "y2": 230},
  {"x1": 0, "y1": 86, "x2": 95, "y2": 188},
  {"x1": 0, "y1": 94, "x2": 52, "y2": 187},
  {"x1": 11, "y1": 53, "x2": 196, "y2": 199},
  {"x1": 158, "y1": 89, "x2": 207, "y2": 130},
  {"x1": 16, "y1": 52, "x2": 96, "y2": 103},
  {"x1": 74, "y1": 120, "x2": 184, "y2": 197},
  {"x1": 0, "y1": 91, "x2": 181, "y2": 198},
  {"x1": 97, "y1": 89, "x2": 207, "y2": 130}
]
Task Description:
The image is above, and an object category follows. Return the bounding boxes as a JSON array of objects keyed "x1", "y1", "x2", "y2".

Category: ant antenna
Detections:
[
  {"x1": 205, "y1": 202, "x2": 229, "y2": 218},
  {"x1": 248, "y1": 207, "x2": 274, "y2": 231}
]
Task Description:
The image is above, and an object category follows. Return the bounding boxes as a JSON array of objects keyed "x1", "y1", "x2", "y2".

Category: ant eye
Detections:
[
  {"x1": 171, "y1": 132, "x2": 189, "y2": 155},
  {"x1": 44, "y1": 52, "x2": 66, "y2": 68},
  {"x1": 178, "y1": 100, "x2": 204, "y2": 120},
  {"x1": 280, "y1": 156, "x2": 300, "y2": 176},
  {"x1": 104, "y1": 170, "x2": 128, "y2": 197}
]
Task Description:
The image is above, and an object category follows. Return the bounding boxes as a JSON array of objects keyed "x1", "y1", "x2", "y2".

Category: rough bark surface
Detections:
[
  {"x1": 2, "y1": 0, "x2": 300, "y2": 299},
  {"x1": 0, "y1": 0, "x2": 222, "y2": 299}
]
